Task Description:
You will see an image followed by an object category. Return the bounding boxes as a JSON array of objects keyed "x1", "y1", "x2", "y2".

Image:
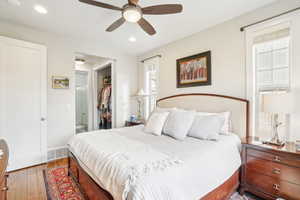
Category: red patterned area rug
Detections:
[
  {"x1": 44, "y1": 167, "x2": 261, "y2": 200},
  {"x1": 43, "y1": 167, "x2": 85, "y2": 200}
]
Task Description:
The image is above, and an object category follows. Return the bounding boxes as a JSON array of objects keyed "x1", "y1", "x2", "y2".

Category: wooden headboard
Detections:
[{"x1": 157, "y1": 93, "x2": 249, "y2": 138}]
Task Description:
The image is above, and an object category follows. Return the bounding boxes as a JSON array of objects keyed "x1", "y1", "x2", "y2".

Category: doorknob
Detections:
[{"x1": 41, "y1": 118, "x2": 46, "y2": 121}]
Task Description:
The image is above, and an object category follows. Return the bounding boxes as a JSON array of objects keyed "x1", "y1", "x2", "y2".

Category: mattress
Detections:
[{"x1": 68, "y1": 125, "x2": 242, "y2": 200}]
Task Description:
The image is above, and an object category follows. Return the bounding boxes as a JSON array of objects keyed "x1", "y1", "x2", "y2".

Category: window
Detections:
[
  {"x1": 250, "y1": 27, "x2": 291, "y2": 139},
  {"x1": 148, "y1": 69, "x2": 158, "y2": 112},
  {"x1": 255, "y1": 35, "x2": 290, "y2": 92},
  {"x1": 143, "y1": 57, "x2": 160, "y2": 119}
]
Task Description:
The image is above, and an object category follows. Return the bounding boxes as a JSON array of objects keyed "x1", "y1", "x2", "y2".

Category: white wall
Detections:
[
  {"x1": 138, "y1": 0, "x2": 300, "y2": 140},
  {"x1": 0, "y1": 20, "x2": 138, "y2": 149}
]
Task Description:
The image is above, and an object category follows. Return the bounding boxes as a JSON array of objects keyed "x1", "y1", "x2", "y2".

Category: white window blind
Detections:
[
  {"x1": 143, "y1": 57, "x2": 160, "y2": 119},
  {"x1": 254, "y1": 28, "x2": 290, "y2": 92}
]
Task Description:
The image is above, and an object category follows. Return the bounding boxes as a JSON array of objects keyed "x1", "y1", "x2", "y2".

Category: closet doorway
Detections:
[
  {"x1": 74, "y1": 53, "x2": 115, "y2": 134},
  {"x1": 93, "y1": 62, "x2": 113, "y2": 130}
]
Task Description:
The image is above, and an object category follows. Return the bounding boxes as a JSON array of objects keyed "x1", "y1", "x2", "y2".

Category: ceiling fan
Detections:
[{"x1": 78, "y1": 0, "x2": 183, "y2": 35}]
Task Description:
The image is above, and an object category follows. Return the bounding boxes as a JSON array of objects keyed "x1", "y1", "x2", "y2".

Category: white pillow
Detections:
[
  {"x1": 163, "y1": 110, "x2": 196, "y2": 140},
  {"x1": 148, "y1": 107, "x2": 176, "y2": 119},
  {"x1": 188, "y1": 115, "x2": 225, "y2": 141},
  {"x1": 196, "y1": 111, "x2": 231, "y2": 135},
  {"x1": 144, "y1": 112, "x2": 169, "y2": 136},
  {"x1": 148, "y1": 107, "x2": 176, "y2": 126}
]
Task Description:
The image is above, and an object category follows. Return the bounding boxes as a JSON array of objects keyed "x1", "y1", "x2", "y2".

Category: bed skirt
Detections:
[{"x1": 68, "y1": 151, "x2": 239, "y2": 200}]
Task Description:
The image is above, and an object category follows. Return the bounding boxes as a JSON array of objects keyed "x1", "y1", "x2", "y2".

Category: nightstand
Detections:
[
  {"x1": 240, "y1": 137, "x2": 300, "y2": 200},
  {"x1": 125, "y1": 121, "x2": 144, "y2": 127}
]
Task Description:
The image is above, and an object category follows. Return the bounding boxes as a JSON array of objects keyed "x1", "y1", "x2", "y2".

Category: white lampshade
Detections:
[
  {"x1": 263, "y1": 92, "x2": 295, "y2": 114},
  {"x1": 137, "y1": 89, "x2": 146, "y2": 96}
]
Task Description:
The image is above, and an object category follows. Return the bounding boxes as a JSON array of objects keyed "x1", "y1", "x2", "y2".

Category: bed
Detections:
[{"x1": 68, "y1": 93, "x2": 249, "y2": 200}]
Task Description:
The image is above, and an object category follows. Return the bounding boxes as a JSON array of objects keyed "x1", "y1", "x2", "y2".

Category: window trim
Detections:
[{"x1": 245, "y1": 18, "x2": 292, "y2": 137}]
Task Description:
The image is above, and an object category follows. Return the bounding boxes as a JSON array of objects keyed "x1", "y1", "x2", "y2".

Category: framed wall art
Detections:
[
  {"x1": 177, "y1": 51, "x2": 211, "y2": 88},
  {"x1": 52, "y1": 76, "x2": 70, "y2": 89}
]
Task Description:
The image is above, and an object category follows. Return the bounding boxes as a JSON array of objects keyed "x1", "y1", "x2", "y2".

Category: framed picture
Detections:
[
  {"x1": 177, "y1": 51, "x2": 211, "y2": 88},
  {"x1": 52, "y1": 76, "x2": 70, "y2": 89}
]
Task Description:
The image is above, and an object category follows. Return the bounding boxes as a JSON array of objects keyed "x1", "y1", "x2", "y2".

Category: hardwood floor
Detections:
[{"x1": 7, "y1": 158, "x2": 68, "y2": 200}]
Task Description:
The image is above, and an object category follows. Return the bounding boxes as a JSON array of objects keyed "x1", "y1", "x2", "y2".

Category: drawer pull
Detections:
[
  {"x1": 273, "y1": 184, "x2": 280, "y2": 191},
  {"x1": 274, "y1": 156, "x2": 281, "y2": 162},
  {"x1": 1, "y1": 187, "x2": 8, "y2": 191},
  {"x1": 272, "y1": 168, "x2": 281, "y2": 175}
]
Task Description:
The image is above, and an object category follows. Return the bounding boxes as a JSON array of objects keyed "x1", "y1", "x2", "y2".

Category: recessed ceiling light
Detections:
[
  {"x1": 75, "y1": 58, "x2": 86, "y2": 65},
  {"x1": 34, "y1": 5, "x2": 48, "y2": 14},
  {"x1": 129, "y1": 36, "x2": 136, "y2": 42}
]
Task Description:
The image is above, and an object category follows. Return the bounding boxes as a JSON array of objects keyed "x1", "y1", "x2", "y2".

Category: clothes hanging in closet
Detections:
[
  {"x1": 98, "y1": 85, "x2": 111, "y2": 110},
  {"x1": 97, "y1": 84, "x2": 112, "y2": 129}
]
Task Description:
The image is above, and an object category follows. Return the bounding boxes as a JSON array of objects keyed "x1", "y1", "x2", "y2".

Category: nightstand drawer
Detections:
[
  {"x1": 247, "y1": 148, "x2": 300, "y2": 168},
  {"x1": 247, "y1": 155, "x2": 300, "y2": 185},
  {"x1": 246, "y1": 170, "x2": 300, "y2": 200}
]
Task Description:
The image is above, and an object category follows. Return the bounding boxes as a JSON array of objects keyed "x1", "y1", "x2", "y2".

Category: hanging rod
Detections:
[
  {"x1": 240, "y1": 6, "x2": 300, "y2": 32},
  {"x1": 140, "y1": 55, "x2": 162, "y2": 63}
]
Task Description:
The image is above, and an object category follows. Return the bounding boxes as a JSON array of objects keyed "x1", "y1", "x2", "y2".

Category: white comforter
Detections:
[{"x1": 68, "y1": 125, "x2": 241, "y2": 200}]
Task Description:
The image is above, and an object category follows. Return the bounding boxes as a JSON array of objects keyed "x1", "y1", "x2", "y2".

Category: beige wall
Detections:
[
  {"x1": 138, "y1": 0, "x2": 300, "y2": 141},
  {"x1": 0, "y1": 20, "x2": 138, "y2": 149}
]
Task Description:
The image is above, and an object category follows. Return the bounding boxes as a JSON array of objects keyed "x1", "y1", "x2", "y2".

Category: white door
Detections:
[{"x1": 0, "y1": 36, "x2": 47, "y2": 171}]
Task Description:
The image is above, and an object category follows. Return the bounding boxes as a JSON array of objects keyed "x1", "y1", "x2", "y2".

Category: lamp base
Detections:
[{"x1": 262, "y1": 140, "x2": 285, "y2": 147}]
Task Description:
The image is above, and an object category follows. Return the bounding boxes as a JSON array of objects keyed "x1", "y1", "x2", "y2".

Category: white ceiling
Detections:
[{"x1": 0, "y1": 0, "x2": 276, "y2": 56}]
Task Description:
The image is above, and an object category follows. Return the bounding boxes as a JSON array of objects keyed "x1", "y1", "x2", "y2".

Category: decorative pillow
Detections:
[
  {"x1": 148, "y1": 107, "x2": 176, "y2": 119},
  {"x1": 163, "y1": 110, "x2": 196, "y2": 140},
  {"x1": 144, "y1": 112, "x2": 169, "y2": 136},
  {"x1": 196, "y1": 111, "x2": 231, "y2": 135},
  {"x1": 148, "y1": 107, "x2": 177, "y2": 126},
  {"x1": 188, "y1": 115, "x2": 225, "y2": 141}
]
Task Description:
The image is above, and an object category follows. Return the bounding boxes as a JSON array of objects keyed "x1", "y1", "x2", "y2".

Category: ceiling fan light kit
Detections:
[
  {"x1": 78, "y1": 0, "x2": 183, "y2": 36},
  {"x1": 123, "y1": 5, "x2": 142, "y2": 23}
]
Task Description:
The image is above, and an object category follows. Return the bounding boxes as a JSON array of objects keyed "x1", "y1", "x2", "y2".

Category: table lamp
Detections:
[
  {"x1": 132, "y1": 89, "x2": 149, "y2": 121},
  {"x1": 262, "y1": 92, "x2": 294, "y2": 146}
]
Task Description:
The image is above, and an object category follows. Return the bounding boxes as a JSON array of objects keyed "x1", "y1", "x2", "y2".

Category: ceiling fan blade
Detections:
[
  {"x1": 142, "y1": 4, "x2": 183, "y2": 15},
  {"x1": 106, "y1": 18, "x2": 126, "y2": 32},
  {"x1": 128, "y1": 0, "x2": 139, "y2": 5},
  {"x1": 138, "y1": 18, "x2": 156, "y2": 35},
  {"x1": 79, "y1": 0, "x2": 122, "y2": 11}
]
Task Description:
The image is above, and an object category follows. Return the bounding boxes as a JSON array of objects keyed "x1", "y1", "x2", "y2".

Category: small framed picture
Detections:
[
  {"x1": 52, "y1": 76, "x2": 70, "y2": 89},
  {"x1": 177, "y1": 51, "x2": 211, "y2": 88}
]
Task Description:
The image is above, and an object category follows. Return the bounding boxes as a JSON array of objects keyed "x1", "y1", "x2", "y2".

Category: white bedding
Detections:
[{"x1": 68, "y1": 125, "x2": 241, "y2": 200}]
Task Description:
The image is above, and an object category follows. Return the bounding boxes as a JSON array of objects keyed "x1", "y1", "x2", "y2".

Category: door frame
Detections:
[
  {"x1": 0, "y1": 36, "x2": 47, "y2": 170},
  {"x1": 92, "y1": 60, "x2": 116, "y2": 129}
]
